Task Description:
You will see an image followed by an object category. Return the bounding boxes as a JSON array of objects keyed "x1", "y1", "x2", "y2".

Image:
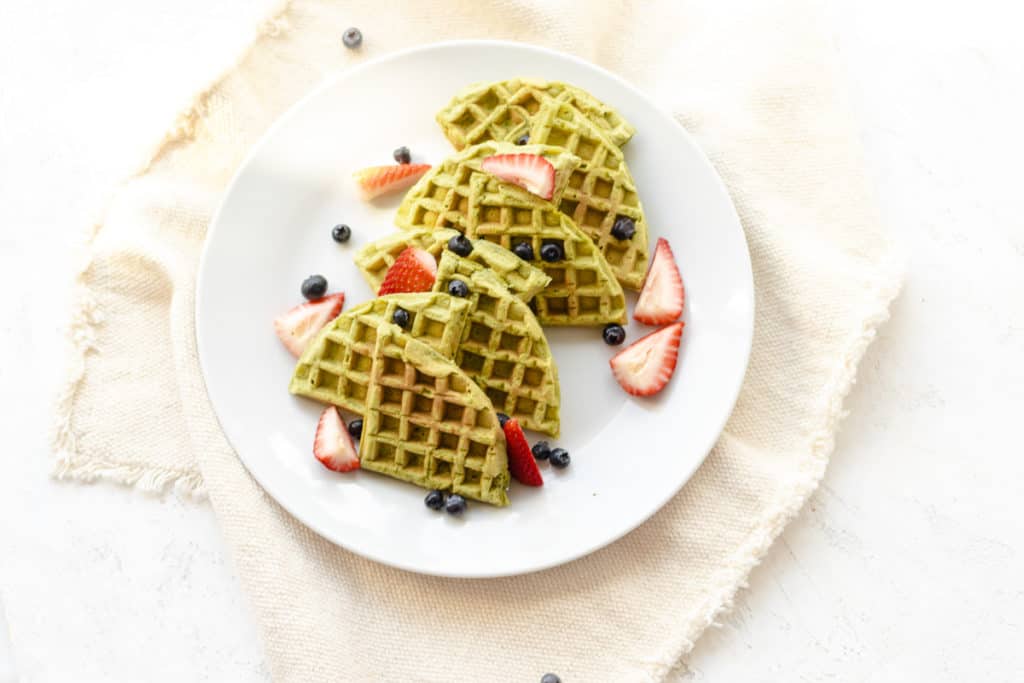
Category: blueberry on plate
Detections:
[
  {"x1": 512, "y1": 242, "x2": 535, "y2": 261},
  {"x1": 448, "y1": 279, "x2": 470, "y2": 297},
  {"x1": 602, "y1": 323, "x2": 626, "y2": 346},
  {"x1": 347, "y1": 418, "x2": 363, "y2": 439},
  {"x1": 611, "y1": 215, "x2": 636, "y2": 240},
  {"x1": 531, "y1": 441, "x2": 551, "y2": 460},
  {"x1": 447, "y1": 234, "x2": 473, "y2": 257},
  {"x1": 445, "y1": 494, "x2": 467, "y2": 515},
  {"x1": 540, "y1": 242, "x2": 564, "y2": 262},
  {"x1": 549, "y1": 448, "x2": 570, "y2": 469},
  {"x1": 393, "y1": 146, "x2": 412, "y2": 164},
  {"x1": 392, "y1": 307, "x2": 411, "y2": 328},
  {"x1": 424, "y1": 490, "x2": 445, "y2": 511},
  {"x1": 496, "y1": 412, "x2": 510, "y2": 427},
  {"x1": 342, "y1": 27, "x2": 363, "y2": 49},
  {"x1": 301, "y1": 274, "x2": 328, "y2": 300},
  {"x1": 331, "y1": 224, "x2": 351, "y2": 243}
]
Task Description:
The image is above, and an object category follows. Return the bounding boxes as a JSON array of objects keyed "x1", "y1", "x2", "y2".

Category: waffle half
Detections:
[
  {"x1": 437, "y1": 78, "x2": 635, "y2": 150},
  {"x1": 526, "y1": 99, "x2": 650, "y2": 289}
]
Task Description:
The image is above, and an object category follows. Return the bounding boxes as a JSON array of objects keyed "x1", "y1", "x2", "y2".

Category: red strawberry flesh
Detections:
[
  {"x1": 481, "y1": 154, "x2": 556, "y2": 200},
  {"x1": 634, "y1": 238, "x2": 685, "y2": 325},
  {"x1": 502, "y1": 418, "x2": 543, "y2": 486},
  {"x1": 313, "y1": 406, "x2": 360, "y2": 472},
  {"x1": 378, "y1": 247, "x2": 437, "y2": 295},
  {"x1": 354, "y1": 163, "x2": 430, "y2": 200},
  {"x1": 273, "y1": 292, "x2": 345, "y2": 357},
  {"x1": 609, "y1": 322, "x2": 684, "y2": 397}
]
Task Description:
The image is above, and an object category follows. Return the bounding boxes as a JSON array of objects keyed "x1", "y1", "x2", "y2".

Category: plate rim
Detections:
[{"x1": 195, "y1": 39, "x2": 755, "y2": 578}]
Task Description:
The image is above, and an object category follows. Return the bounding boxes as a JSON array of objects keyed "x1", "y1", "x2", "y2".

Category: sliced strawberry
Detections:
[
  {"x1": 609, "y1": 322, "x2": 684, "y2": 397},
  {"x1": 502, "y1": 418, "x2": 543, "y2": 486},
  {"x1": 273, "y1": 292, "x2": 345, "y2": 357},
  {"x1": 480, "y1": 154, "x2": 556, "y2": 200},
  {"x1": 634, "y1": 238, "x2": 685, "y2": 325},
  {"x1": 313, "y1": 406, "x2": 360, "y2": 472},
  {"x1": 378, "y1": 247, "x2": 437, "y2": 295},
  {"x1": 354, "y1": 163, "x2": 430, "y2": 200}
]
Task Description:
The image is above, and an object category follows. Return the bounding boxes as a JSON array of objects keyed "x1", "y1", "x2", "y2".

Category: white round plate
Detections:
[{"x1": 197, "y1": 41, "x2": 753, "y2": 578}]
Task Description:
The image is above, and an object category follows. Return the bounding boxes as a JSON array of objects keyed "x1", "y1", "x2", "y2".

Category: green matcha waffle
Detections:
[
  {"x1": 354, "y1": 227, "x2": 550, "y2": 302},
  {"x1": 396, "y1": 147, "x2": 627, "y2": 326},
  {"x1": 360, "y1": 323, "x2": 510, "y2": 506},
  {"x1": 525, "y1": 99, "x2": 650, "y2": 289},
  {"x1": 437, "y1": 78, "x2": 635, "y2": 150},
  {"x1": 289, "y1": 292, "x2": 472, "y2": 414},
  {"x1": 434, "y1": 252, "x2": 561, "y2": 435}
]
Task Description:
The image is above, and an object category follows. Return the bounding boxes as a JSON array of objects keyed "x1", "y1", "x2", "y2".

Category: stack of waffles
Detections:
[{"x1": 292, "y1": 80, "x2": 643, "y2": 504}]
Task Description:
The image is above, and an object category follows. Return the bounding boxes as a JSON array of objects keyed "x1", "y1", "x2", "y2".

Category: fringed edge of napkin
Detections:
[
  {"x1": 49, "y1": 0, "x2": 296, "y2": 497},
  {"x1": 642, "y1": 256, "x2": 904, "y2": 680}
]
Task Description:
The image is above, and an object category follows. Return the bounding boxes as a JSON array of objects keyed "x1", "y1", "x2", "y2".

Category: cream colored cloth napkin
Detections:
[{"x1": 53, "y1": 0, "x2": 901, "y2": 680}]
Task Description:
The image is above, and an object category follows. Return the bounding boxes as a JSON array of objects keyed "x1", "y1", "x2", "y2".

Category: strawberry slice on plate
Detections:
[
  {"x1": 354, "y1": 163, "x2": 430, "y2": 200},
  {"x1": 609, "y1": 322, "x2": 684, "y2": 397},
  {"x1": 378, "y1": 246, "x2": 437, "y2": 295},
  {"x1": 502, "y1": 417, "x2": 543, "y2": 486},
  {"x1": 634, "y1": 238, "x2": 685, "y2": 325},
  {"x1": 313, "y1": 406, "x2": 360, "y2": 472},
  {"x1": 273, "y1": 292, "x2": 345, "y2": 357},
  {"x1": 480, "y1": 153, "x2": 556, "y2": 200}
]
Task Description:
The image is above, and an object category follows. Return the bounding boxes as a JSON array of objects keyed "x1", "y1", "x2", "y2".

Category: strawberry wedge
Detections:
[
  {"x1": 481, "y1": 153, "x2": 556, "y2": 200},
  {"x1": 378, "y1": 247, "x2": 437, "y2": 295},
  {"x1": 313, "y1": 406, "x2": 359, "y2": 472},
  {"x1": 502, "y1": 418, "x2": 543, "y2": 486},
  {"x1": 634, "y1": 238, "x2": 685, "y2": 325},
  {"x1": 609, "y1": 322, "x2": 684, "y2": 397},
  {"x1": 273, "y1": 292, "x2": 345, "y2": 357},
  {"x1": 354, "y1": 163, "x2": 430, "y2": 200}
]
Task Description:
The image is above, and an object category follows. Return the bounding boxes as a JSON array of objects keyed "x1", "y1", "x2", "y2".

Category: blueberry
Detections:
[
  {"x1": 549, "y1": 448, "x2": 570, "y2": 468},
  {"x1": 497, "y1": 412, "x2": 510, "y2": 427},
  {"x1": 602, "y1": 323, "x2": 626, "y2": 346},
  {"x1": 540, "y1": 242, "x2": 564, "y2": 262},
  {"x1": 425, "y1": 490, "x2": 445, "y2": 511},
  {"x1": 447, "y1": 234, "x2": 473, "y2": 257},
  {"x1": 512, "y1": 242, "x2": 535, "y2": 261},
  {"x1": 393, "y1": 146, "x2": 411, "y2": 164},
  {"x1": 540, "y1": 675, "x2": 561, "y2": 683},
  {"x1": 392, "y1": 307, "x2": 410, "y2": 328},
  {"x1": 342, "y1": 27, "x2": 362, "y2": 49},
  {"x1": 516, "y1": 134, "x2": 530, "y2": 145},
  {"x1": 611, "y1": 215, "x2": 636, "y2": 240},
  {"x1": 532, "y1": 441, "x2": 551, "y2": 460},
  {"x1": 347, "y1": 418, "x2": 363, "y2": 439},
  {"x1": 448, "y1": 279, "x2": 469, "y2": 297},
  {"x1": 331, "y1": 224, "x2": 351, "y2": 243},
  {"x1": 301, "y1": 274, "x2": 328, "y2": 300},
  {"x1": 445, "y1": 494, "x2": 467, "y2": 515}
]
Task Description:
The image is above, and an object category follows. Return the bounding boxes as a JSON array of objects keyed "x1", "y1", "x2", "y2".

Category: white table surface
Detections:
[{"x1": 1, "y1": 1, "x2": 1021, "y2": 681}]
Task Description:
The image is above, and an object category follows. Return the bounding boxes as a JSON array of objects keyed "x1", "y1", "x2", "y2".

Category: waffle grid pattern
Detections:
[
  {"x1": 289, "y1": 294, "x2": 470, "y2": 414},
  {"x1": 437, "y1": 78, "x2": 635, "y2": 151},
  {"x1": 434, "y1": 255, "x2": 560, "y2": 435},
  {"x1": 437, "y1": 82, "x2": 650, "y2": 289},
  {"x1": 529, "y1": 101, "x2": 650, "y2": 289},
  {"x1": 360, "y1": 326, "x2": 510, "y2": 506},
  {"x1": 397, "y1": 164, "x2": 626, "y2": 325}
]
